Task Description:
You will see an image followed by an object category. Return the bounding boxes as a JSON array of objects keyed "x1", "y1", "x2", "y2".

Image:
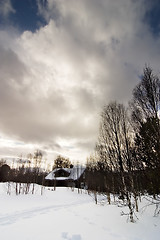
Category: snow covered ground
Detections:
[{"x1": 0, "y1": 183, "x2": 159, "y2": 240}]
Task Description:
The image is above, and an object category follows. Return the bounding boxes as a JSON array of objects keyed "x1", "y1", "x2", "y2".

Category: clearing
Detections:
[{"x1": 0, "y1": 183, "x2": 159, "y2": 240}]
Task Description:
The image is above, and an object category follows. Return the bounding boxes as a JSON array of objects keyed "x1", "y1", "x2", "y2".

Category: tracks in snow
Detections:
[{"x1": 0, "y1": 193, "x2": 90, "y2": 226}]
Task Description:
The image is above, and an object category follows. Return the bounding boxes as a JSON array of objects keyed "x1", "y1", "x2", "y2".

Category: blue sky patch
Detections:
[
  {"x1": 0, "y1": 0, "x2": 47, "y2": 32},
  {"x1": 144, "y1": 0, "x2": 160, "y2": 37}
]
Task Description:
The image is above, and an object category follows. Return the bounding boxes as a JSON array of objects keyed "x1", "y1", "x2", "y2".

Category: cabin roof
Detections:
[{"x1": 45, "y1": 166, "x2": 85, "y2": 181}]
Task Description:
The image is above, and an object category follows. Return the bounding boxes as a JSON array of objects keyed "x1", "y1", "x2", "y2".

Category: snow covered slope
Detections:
[{"x1": 0, "y1": 183, "x2": 159, "y2": 240}]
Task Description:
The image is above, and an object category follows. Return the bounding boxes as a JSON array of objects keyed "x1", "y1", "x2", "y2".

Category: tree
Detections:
[
  {"x1": 131, "y1": 66, "x2": 160, "y2": 169},
  {"x1": 96, "y1": 101, "x2": 134, "y2": 173},
  {"x1": 0, "y1": 159, "x2": 6, "y2": 167},
  {"x1": 0, "y1": 164, "x2": 10, "y2": 181},
  {"x1": 135, "y1": 117, "x2": 160, "y2": 169},
  {"x1": 52, "y1": 155, "x2": 71, "y2": 169},
  {"x1": 131, "y1": 66, "x2": 160, "y2": 124}
]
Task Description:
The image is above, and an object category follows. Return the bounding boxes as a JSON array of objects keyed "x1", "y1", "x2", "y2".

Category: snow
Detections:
[{"x1": 0, "y1": 183, "x2": 159, "y2": 240}]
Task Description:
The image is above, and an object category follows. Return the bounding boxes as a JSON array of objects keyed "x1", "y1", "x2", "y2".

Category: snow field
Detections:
[{"x1": 0, "y1": 183, "x2": 159, "y2": 240}]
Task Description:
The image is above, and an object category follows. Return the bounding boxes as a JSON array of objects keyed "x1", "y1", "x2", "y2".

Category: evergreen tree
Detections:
[
  {"x1": 135, "y1": 117, "x2": 160, "y2": 169},
  {"x1": 52, "y1": 155, "x2": 71, "y2": 169}
]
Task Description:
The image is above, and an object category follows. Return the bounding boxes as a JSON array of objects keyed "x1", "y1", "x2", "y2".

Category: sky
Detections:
[{"x1": 0, "y1": 0, "x2": 160, "y2": 165}]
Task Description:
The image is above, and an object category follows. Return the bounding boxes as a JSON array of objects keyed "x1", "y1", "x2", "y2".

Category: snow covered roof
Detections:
[{"x1": 45, "y1": 166, "x2": 85, "y2": 181}]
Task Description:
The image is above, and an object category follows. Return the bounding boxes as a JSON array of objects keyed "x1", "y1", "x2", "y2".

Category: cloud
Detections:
[
  {"x1": 0, "y1": 0, "x2": 15, "y2": 18},
  {"x1": 1, "y1": 0, "x2": 160, "y2": 161}
]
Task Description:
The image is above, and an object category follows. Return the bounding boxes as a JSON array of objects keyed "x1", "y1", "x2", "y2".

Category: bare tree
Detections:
[
  {"x1": 96, "y1": 102, "x2": 137, "y2": 221},
  {"x1": 96, "y1": 101, "x2": 133, "y2": 173},
  {"x1": 32, "y1": 150, "x2": 43, "y2": 194}
]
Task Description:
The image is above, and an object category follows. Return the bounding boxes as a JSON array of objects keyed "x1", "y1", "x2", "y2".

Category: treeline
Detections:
[
  {"x1": 85, "y1": 163, "x2": 160, "y2": 197},
  {"x1": 0, "y1": 150, "x2": 48, "y2": 186}
]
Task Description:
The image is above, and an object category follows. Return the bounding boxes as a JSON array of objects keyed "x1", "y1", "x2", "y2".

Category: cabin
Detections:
[{"x1": 45, "y1": 166, "x2": 86, "y2": 188}]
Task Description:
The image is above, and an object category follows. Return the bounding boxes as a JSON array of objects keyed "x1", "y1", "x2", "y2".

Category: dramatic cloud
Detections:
[{"x1": 1, "y1": 0, "x2": 160, "y2": 162}]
